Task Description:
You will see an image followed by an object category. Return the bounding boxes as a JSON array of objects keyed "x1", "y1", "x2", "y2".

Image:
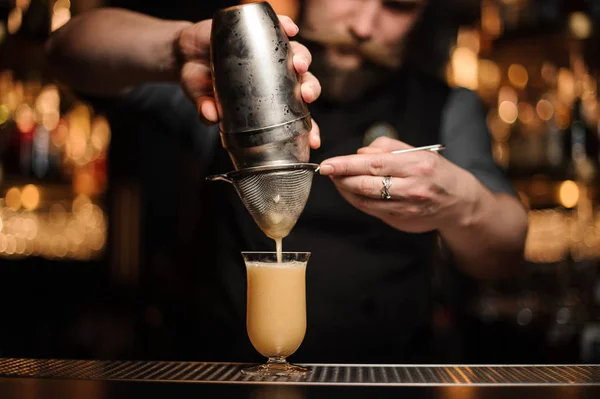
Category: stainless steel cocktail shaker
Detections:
[
  {"x1": 210, "y1": 1, "x2": 312, "y2": 170},
  {"x1": 208, "y1": 2, "x2": 318, "y2": 240}
]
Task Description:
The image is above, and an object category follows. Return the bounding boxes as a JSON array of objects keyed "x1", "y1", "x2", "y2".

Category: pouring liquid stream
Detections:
[
  {"x1": 275, "y1": 238, "x2": 283, "y2": 264},
  {"x1": 263, "y1": 220, "x2": 286, "y2": 263},
  {"x1": 264, "y1": 194, "x2": 287, "y2": 264}
]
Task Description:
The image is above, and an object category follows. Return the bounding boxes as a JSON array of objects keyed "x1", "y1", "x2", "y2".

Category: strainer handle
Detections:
[{"x1": 206, "y1": 174, "x2": 233, "y2": 183}]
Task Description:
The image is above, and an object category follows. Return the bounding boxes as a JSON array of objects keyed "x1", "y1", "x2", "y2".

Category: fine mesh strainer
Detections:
[{"x1": 207, "y1": 163, "x2": 320, "y2": 239}]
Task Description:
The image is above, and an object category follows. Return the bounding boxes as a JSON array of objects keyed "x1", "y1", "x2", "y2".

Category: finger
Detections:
[
  {"x1": 181, "y1": 62, "x2": 215, "y2": 122},
  {"x1": 177, "y1": 20, "x2": 212, "y2": 61},
  {"x1": 181, "y1": 61, "x2": 212, "y2": 92},
  {"x1": 330, "y1": 181, "x2": 410, "y2": 219},
  {"x1": 291, "y1": 41, "x2": 312, "y2": 73},
  {"x1": 309, "y1": 118, "x2": 321, "y2": 149},
  {"x1": 197, "y1": 97, "x2": 219, "y2": 125},
  {"x1": 357, "y1": 147, "x2": 386, "y2": 154},
  {"x1": 331, "y1": 180, "x2": 430, "y2": 218},
  {"x1": 369, "y1": 136, "x2": 412, "y2": 152},
  {"x1": 319, "y1": 152, "x2": 423, "y2": 176},
  {"x1": 278, "y1": 15, "x2": 299, "y2": 37},
  {"x1": 331, "y1": 175, "x2": 415, "y2": 200},
  {"x1": 300, "y1": 71, "x2": 321, "y2": 103}
]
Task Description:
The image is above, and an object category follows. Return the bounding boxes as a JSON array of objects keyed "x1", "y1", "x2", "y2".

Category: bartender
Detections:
[{"x1": 45, "y1": 0, "x2": 528, "y2": 363}]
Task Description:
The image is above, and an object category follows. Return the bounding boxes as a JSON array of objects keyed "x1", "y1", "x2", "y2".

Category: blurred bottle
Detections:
[
  {"x1": 31, "y1": 123, "x2": 50, "y2": 178},
  {"x1": 580, "y1": 271, "x2": 600, "y2": 362},
  {"x1": 546, "y1": 118, "x2": 563, "y2": 171},
  {"x1": 0, "y1": 100, "x2": 13, "y2": 182},
  {"x1": 561, "y1": 97, "x2": 599, "y2": 184},
  {"x1": 10, "y1": 80, "x2": 38, "y2": 178},
  {"x1": 16, "y1": 106, "x2": 36, "y2": 177},
  {"x1": 560, "y1": 97, "x2": 599, "y2": 362}
]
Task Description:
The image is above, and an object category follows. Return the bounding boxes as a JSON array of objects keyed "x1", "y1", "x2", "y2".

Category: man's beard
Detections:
[
  {"x1": 306, "y1": 46, "x2": 396, "y2": 103},
  {"x1": 298, "y1": 28, "x2": 406, "y2": 103}
]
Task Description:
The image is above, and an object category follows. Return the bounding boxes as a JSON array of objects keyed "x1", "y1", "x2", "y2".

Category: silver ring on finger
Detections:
[{"x1": 381, "y1": 176, "x2": 392, "y2": 200}]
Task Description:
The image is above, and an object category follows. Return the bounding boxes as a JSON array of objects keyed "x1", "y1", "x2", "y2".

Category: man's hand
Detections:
[
  {"x1": 319, "y1": 137, "x2": 478, "y2": 233},
  {"x1": 176, "y1": 16, "x2": 322, "y2": 149}
]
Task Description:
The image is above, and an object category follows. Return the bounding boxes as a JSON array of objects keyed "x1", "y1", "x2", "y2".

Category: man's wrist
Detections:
[{"x1": 440, "y1": 169, "x2": 488, "y2": 234}]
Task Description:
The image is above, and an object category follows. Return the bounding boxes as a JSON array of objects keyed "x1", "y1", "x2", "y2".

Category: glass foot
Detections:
[{"x1": 242, "y1": 359, "x2": 308, "y2": 377}]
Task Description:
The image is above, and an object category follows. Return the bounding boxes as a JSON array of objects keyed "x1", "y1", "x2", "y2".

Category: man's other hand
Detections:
[{"x1": 176, "y1": 15, "x2": 321, "y2": 149}]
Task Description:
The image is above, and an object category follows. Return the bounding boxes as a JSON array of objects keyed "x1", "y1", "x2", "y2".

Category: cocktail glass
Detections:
[{"x1": 241, "y1": 251, "x2": 310, "y2": 376}]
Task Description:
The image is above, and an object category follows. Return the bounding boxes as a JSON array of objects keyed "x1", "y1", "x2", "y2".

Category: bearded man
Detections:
[{"x1": 45, "y1": 0, "x2": 527, "y2": 362}]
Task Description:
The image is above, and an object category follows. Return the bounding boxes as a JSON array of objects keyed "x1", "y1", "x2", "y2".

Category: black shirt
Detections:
[{"x1": 104, "y1": 68, "x2": 515, "y2": 363}]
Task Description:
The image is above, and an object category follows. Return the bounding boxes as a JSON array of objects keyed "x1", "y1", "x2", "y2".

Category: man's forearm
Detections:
[
  {"x1": 45, "y1": 8, "x2": 192, "y2": 96},
  {"x1": 439, "y1": 173, "x2": 528, "y2": 280}
]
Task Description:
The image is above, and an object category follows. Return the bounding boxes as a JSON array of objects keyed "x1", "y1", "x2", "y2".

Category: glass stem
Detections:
[{"x1": 267, "y1": 356, "x2": 288, "y2": 365}]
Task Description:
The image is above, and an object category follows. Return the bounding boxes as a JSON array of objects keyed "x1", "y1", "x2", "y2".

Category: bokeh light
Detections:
[
  {"x1": 5, "y1": 187, "x2": 22, "y2": 210},
  {"x1": 451, "y1": 47, "x2": 479, "y2": 90},
  {"x1": 536, "y1": 99, "x2": 554, "y2": 121},
  {"x1": 558, "y1": 181, "x2": 579, "y2": 209},
  {"x1": 508, "y1": 64, "x2": 528, "y2": 89},
  {"x1": 569, "y1": 12, "x2": 592, "y2": 39},
  {"x1": 499, "y1": 101, "x2": 518, "y2": 124},
  {"x1": 21, "y1": 185, "x2": 40, "y2": 211},
  {"x1": 7, "y1": 8, "x2": 23, "y2": 35}
]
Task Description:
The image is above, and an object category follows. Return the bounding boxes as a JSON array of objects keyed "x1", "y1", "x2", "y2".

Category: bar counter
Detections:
[{"x1": 1, "y1": 358, "x2": 600, "y2": 398}]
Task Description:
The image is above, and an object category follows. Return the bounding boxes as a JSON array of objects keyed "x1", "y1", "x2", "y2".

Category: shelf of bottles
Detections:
[
  {"x1": 0, "y1": 70, "x2": 110, "y2": 260},
  {"x1": 447, "y1": 0, "x2": 600, "y2": 266},
  {"x1": 442, "y1": 2, "x2": 600, "y2": 354}
]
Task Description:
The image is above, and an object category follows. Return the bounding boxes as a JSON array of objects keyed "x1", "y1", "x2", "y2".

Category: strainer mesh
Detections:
[{"x1": 233, "y1": 168, "x2": 315, "y2": 239}]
